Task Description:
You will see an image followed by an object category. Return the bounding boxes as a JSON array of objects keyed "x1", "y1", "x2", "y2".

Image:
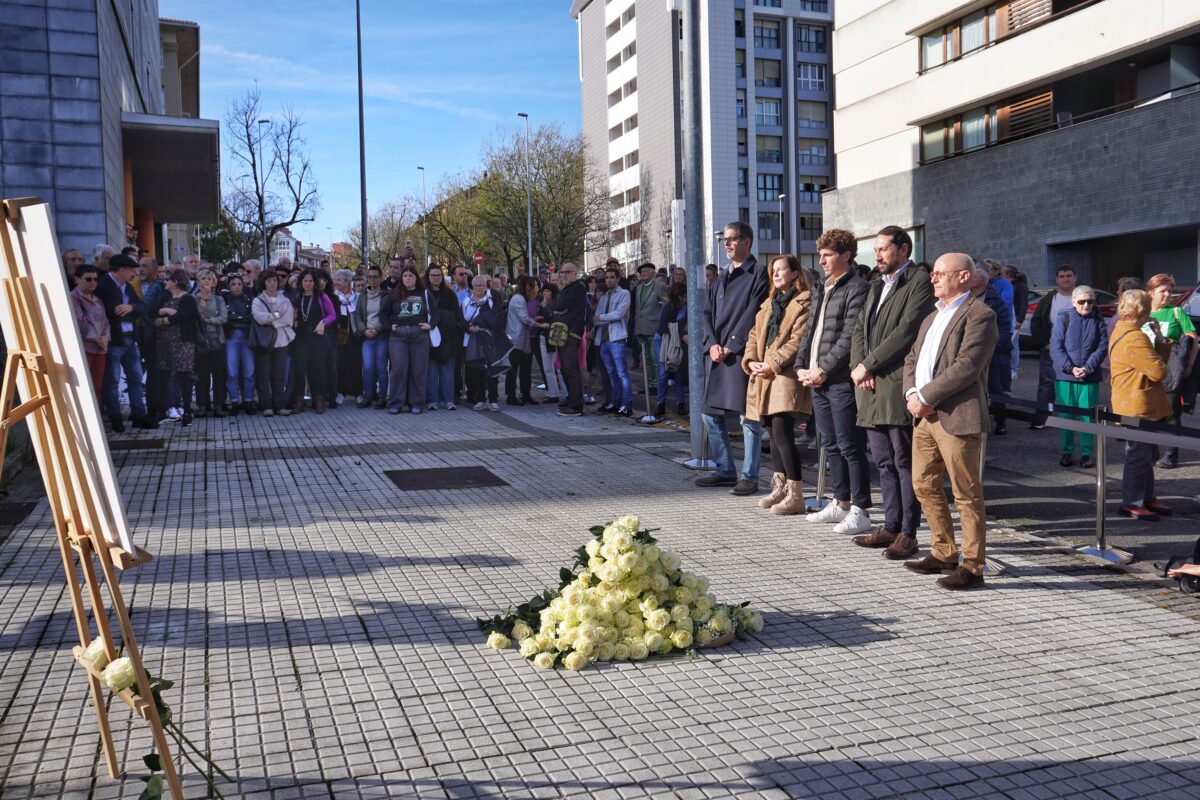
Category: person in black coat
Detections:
[
  {"x1": 696, "y1": 221, "x2": 770, "y2": 494},
  {"x1": 94, "y1": 254, "x2": 155, "y2": 431},
  {"x1": 462, "y1": 273, "x2": 507, "y2": 409},
  {"x1": 425, "y1": 265, "x2": 463, "y2": 409},
  {"x1": 548, "y1": 263, "x2": 588, "y2": 415},
  {"x1": 972, "y1": 267, "x2": 1014, "y2": 434}
]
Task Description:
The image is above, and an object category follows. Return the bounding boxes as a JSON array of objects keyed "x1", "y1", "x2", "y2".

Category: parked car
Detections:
[{"x1": 1018, "y1": 287, "x2": 1118, "y2": 349}]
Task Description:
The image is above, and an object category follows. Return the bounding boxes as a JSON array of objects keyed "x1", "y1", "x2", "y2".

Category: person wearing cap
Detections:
[{"x1": 95, "y1": 254, "x2": 156, "y2": 431}]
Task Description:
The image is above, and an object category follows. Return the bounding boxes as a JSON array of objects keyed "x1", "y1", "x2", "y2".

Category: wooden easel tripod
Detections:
[{"x1": 0, "y1": 197, "x2": 184, "y2": 798}]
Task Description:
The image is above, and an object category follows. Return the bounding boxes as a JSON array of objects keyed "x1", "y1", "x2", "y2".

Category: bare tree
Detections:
[{"x1": 222, "y1": 87, "x2": 320, "y2": 261}]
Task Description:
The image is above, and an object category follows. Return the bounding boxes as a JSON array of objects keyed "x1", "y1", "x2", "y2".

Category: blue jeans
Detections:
[
  {"x1": 599, "y1": 340, "x2": 633, "y2": 407},
  {"x1": 427, "y1": 357, "x2": 455, "y2": 405},
  {"x1": 702, "y1": 411, "x2": 763, "y2": 481},
  {"x1": 361, "y1": 337, "x2": 389, "y2": 399},
  {"x1": 225, "y1": 330, "x2": 255, "y2": 403},
  {"x1": 101, "y1": 341, "x2": 146, "y2": 420}
]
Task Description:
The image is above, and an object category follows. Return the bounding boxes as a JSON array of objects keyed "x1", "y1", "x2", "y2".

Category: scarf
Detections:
[{"x1": 765, "y1": 287, "x2": 795, "y2": 349}]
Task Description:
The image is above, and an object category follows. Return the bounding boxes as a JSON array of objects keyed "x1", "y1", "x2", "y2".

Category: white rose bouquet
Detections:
[{"x1": 478, "y1": 515, "x2": 764, "y2": 672}]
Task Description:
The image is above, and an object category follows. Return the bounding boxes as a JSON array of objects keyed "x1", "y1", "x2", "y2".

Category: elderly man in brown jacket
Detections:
[{"x1": 901, "y1": 253, "x2": 998, "y2": 590}]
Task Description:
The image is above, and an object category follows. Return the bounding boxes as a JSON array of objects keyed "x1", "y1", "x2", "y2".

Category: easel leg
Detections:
[{"x1": 87, "y1": 673, "x2": 120, "y2": 778}]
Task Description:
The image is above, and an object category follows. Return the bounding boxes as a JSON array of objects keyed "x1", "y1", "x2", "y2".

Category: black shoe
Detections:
[
  {"x1": 227, "y1": 403, "x2": 241, "y2": 417},
  {"x1": 1080, "y1": 455, "x2": 1095, "y2": 469},
  {"x1": 1060, "y1": 454, "x2": 1075, "y2": 467},
  {"x1": 542, "y1": 397, "x2": 559, "y2": 405},
  {"x1": 677, "y1": 402, "x2": 687, "y2": 416},
  {"x1": 1156, "y1": 458, "x2": 1177, "y2": 470},
  {"x1": 110, "y1": 418, "x2": 126, "y2": 434},
  {"x1": 244, "y1": 403, "x2": 258, "y2": 415},
  {"x1": 694, "y1": 473, "x2": 738, "y2": 487},
  {"x1": 557, "y1": 406, "x2": 583, "y2": 417},
  {"x1": 357, "y1": 396, "x2": 372, "y2": 408},
  {"x1": 655, "y1": 402, "x2": 666, "y2": 417},
  {"x1": 131, "y1": 417, "x2": 158, "y2": 430},
  {"x1": 730, "y1": 479, "x2": 759, "y2": 496},
  {"x1": 213, "y1": 407, "x2": 226, "y2": 418},
  {"x1": 598, "y1": 402, "x2": 616, "y2": 413},
  {"x1": 506, "y1": 397, "x2": 524, "y2": 406},
  {"x1": 180, "y1": 413, "x2": 193, "y2": 427},
  {"x1": 993, "y1": 421, "x2": 1006, "y2": 436}
]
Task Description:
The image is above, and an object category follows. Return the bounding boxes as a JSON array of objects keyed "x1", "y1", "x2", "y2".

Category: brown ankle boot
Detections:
[
  {"x1": 292, "y1": 397, "x2": 306, "y2": 414},
  {"x1": 758, "y1": 473, "x2": 787, "y2": 508},
  {"x1": 314, "y1": 396, "x2": 327, "y2": 414},
  {"x1": 771, "y1": 480, "x2": 807, "y2": 515}
]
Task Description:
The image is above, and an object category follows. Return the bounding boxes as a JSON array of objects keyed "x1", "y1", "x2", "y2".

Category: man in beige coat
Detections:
[{"x1": 901, "y1": 253, "x2": 997, "y2": 590}]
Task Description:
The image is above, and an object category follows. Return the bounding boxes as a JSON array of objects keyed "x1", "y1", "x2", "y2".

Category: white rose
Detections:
[
  {"x1": 612, "y1": 643, "x2": 630, "y2": 661},
  {"x1": 646, "y1": 609, "x2": 671, "y2": 631},
  {"x1": 671, "y1": 628, "x2": 693, "y2": 649},
  {"x1": 563, "y1": 651, "x2": 591, "y2": 671},
  {"x1": 596, "y1": 643, "x2": 615, "y2": 661},
  {"x1": 585, "y1": 539, "x2": 601, "y2": 558},
  {"x1": 533, "y1": 653, "x2": 556, "y2": 669},
  {"x1": 102, "y1": 657, "x2": 137, "y2": 692},
  {"x1": 80, "y1": 637, "x2": 110, "y2": 671},
  {"x1": 612, "y1": 531, "x2": 634, "y2": 551},
  {"x1": 486, "y1": 632, "x2": 512, "y2": 650},
  {"x1": 643, "y1": 545, "x2": 661, "y2": 563},
  {"x1": 746, "y1": 612, "x2": 764, "y2": 633},
  {"x1": 511, "y1": 622, "x2": 533, "y2": 641},
  {"x1": 519, "y1": 638, "x2": 542, "y2": 657},
  {"x1": 615, "y1": 514, "x2": 640, "y2": 533},
  {"x1": 629, "y1": 642, "x2": 650, "y2": 660}
]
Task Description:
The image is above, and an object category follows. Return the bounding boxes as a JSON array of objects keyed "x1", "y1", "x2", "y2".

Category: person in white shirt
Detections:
[{"x1": 901, "y1": 253, "x2": 998, "y2": 590}]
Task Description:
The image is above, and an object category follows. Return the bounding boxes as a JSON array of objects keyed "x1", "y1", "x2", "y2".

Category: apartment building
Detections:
[
  {"x1": 571, "y1": 0, "x2": 835, "y2": 273},
  {"x1": 0, "y1": 3, "x2": 219, "y2": 260},
  {"x1": 823, "y1": 0, "x2": 1200, "y2": 288}
]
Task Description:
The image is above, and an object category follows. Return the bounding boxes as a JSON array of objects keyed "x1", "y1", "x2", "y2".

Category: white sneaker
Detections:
[
  {"x1": 443, "y1": 402, "x2": 456, "y2": 411},
  {"x1": 832, "y1": 505, "x2": 873, "y2": 535},
  {"x1": 488, "y1": 402, "x2": 500, "y2": 412},
  {"x1": 167, "y1": 407, "x2": 182, "y2": 420},
  {"x1": 808, "y1": 502, "x2": 848, "y2": 524},
  {"x1": 472, "y1": 402, "x2": 487, "y2": 411}
]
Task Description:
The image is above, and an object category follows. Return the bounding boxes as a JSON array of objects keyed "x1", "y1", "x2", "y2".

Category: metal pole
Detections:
[
  {"x1": 356, "y1": 0, "x2": 369, "y2": 271},
  {"x1": 778, "y1": 192, "x2": 786, "y2": 254},
  {"x1": 806, "y1": 434, "x2": 829, "y2": 511},
  {"x1": 1076, "y1": 405, "x2": 1131, "y2": 565},
  {"x1": 681, "y1": 0, "x2": 707, "y2": 465},
  {"x1": 517, "y1": 112, "x2": 533, "y2": 277},
  {"x1": 256, "y1": 119, "x2": 269, "y2": 268},
  {"x1": 417, "y1": 166, "x2": 427, "y2": 267}
]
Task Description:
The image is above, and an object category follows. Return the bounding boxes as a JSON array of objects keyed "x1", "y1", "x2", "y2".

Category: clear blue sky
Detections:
[{"x1": 160, "y1": 0, "x2": 582, "y2": 248}]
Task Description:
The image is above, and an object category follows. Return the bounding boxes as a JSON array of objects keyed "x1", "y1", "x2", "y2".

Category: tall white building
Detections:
[
  {"x1": 571, "y1": 0, "x2": 835, "y2": 273},
  {"x1": 824, "y1": 0, "x2": 1200, "y2": 287}
]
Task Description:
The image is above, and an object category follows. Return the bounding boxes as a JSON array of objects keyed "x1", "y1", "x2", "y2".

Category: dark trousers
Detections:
[
  {"x1": 290, "y1": 332, "x2": 331, "y2": 404},
  {"x1": 505, "y1": 349, "x2": 532, "y2": 401},
  {"x1": 387, "y1": 331, "x2": 430, "y2": 409},
  {"x1": 325, "y1": 331, "x2": 339, "y2": 400},
  {"x1": 151, "y1": 369, "x2": 193, "y2": 415},
  {"x1": 454, "y1": 348, "x2": 466, "y2": 400},
  {"x1": 811, "y1": 381, "x2": 871, "y2": 508},
  {"x1": 1122, "y1": 440, "x2": 1158, "y2": 506},
  {"x1": 764, "y1": 413, "x2": 802, "y2": 481},
  {"x1": 559, "y1": 336, "x2": 583, "y2": 408},
  {"x1": 1035, "y1": 348, "x2": 1054, "y2": 424},
  {"x1": 866, "y1": 424, "x2": 921, "y2": 536},
  {"x1": 254, "y1": 348, "x2": 288, "y2": 411},
  {"x1": 337, "y1": 338, "x2": 363, "y2": 396},
  {"x1": 195, "y1": 348, "x2": 226, "y2": 409},
  {"x1": 466, "y1": 364, "x2": 498, "y2": 403}
]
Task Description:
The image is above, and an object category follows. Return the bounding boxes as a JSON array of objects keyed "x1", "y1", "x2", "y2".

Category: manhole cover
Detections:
[
  {"x1": 0, "y1": 501, "x2": 38, "y2": 526},
  {"x1": 108, "y1": 439, "x2": 165, "y2": 451},
  {"x1": 385, "y1": 467, "x2": 508, "y2": 491}
]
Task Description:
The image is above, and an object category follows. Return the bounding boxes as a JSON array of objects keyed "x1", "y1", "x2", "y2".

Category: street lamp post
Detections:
[
  {"x1": 257, "y1": 118, "x2": 270, "y2": 268},
  {"x1": 516, "y1": 112, "x2": 533, "y2": 278},
  {"x1": 356, "y1": 0, "x2": 369, "y2": 271},
  {"x1": 777, "y1": 192, "x2": 787, "y2": 254},
  {"x1": 417, "y1": 165, "x2": 427, "y2": 266}
]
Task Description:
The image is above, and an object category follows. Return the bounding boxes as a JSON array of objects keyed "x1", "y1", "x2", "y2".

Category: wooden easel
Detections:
[{"x1": 0, "y1": 197, "x2": 184, "y2": 798}]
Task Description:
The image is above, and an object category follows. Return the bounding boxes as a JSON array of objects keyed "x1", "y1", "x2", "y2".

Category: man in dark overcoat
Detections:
[{"x1": 696, "y1": 221, "x2": 770, "y2": 495}]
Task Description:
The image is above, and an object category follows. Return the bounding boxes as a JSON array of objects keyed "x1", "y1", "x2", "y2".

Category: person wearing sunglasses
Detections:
[
  {"x1": 1049, "y1": 285, "x2": 1108, "y2": 468},
  {"x1": 71, "y1": 264, "x2": 110, "y2": 402}
]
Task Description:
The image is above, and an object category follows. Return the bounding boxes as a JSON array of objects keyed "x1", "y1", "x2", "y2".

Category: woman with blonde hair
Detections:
[
  {"x1": 1109, "y1": 289, "x2": 1173, "y2": 520},
  {"x1": 742, "y1": 254, "x2": 813, "y2": 515}
]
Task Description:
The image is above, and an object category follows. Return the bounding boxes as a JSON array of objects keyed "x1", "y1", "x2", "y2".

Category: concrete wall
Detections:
[
  {"x1": 577, "y1": 0, "x2": 609, "y2": 272},
  {"x1": 823, "y1": 89, "x2": 1200, "y2": 285},
  {"x1": 634, "y1": 1, "x2": 681, "y2": 268},
  {"x1": 0, "y1": 0, "x2": 163, "y2": 255}
]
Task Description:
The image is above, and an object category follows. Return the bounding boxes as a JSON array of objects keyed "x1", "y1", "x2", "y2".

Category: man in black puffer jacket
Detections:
[{"x1": 548, "y1": 263, "x2": 588, "y2": 416}]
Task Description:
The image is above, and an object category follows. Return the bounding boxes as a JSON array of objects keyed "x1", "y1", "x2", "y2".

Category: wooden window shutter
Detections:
[
  {"x1": 1008, "y1": 0, "x2": 1051, "y2": 32},
  {"x1": 1005, "y1": 90, "x2": 1054, "y2": 138}
]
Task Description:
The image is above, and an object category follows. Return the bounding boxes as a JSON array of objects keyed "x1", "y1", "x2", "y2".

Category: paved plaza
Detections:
[{"x1": 2, "y1": 395, "x2": 1200, "y2": 799}]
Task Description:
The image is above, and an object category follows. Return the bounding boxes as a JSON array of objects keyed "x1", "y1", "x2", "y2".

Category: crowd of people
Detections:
[
  {"x1": 67, "y1": 221, "x2": 1195, "y2": 586},
  {"x1": 64, "y1": 244, "x2": 692, "y2": 429}
]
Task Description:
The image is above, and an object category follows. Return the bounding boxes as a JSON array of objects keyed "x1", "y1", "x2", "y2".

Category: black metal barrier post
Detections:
[{"x1": 805, "y1": 433, "x2": 829, "y2": 512}]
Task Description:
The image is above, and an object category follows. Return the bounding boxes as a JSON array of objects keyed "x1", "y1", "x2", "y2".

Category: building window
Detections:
[
  {"x1": 609, "y1": 123, "x2": 622, "y2": 142},
  {"x1": 756, "y1": 135, "x2": 783, "y2": 163},
  {"x1": 921, "y1": 101, "x2": 1007, "y2": 162},
  {"x1": 755, "y1": 99, "x2": 781, "y2": 126},
  {"x1": 621, "y1": 5, "x2": 635, "y2": 24},
  {"x1": 756, "y1": 173, "x2": 782, "y2": 202},
  {"x1": 755, "y1": 0, "x2": 782, "y2": 7},
  {"x1": 796, "y1": 24, "x2": 826, "y2": 53},
  {"x1": 797, "y1": 178, "x2": 826, "y2": 203},
  {"x1": 738, "y1": 168, "x2": 748, "y2": 198},
  {"x1": 736, "y1": 89, "x2": 746, "y2": 118},
  {"x1": 735, "y1": 49, "x2": 746, "y2": 79},
  {"x1": 755, "y1": 59, "x2": 781, "y2": 88},
  {"x1": 798, "y1": 214, "x2": 823, "y2": 240},
  {"x1": 799, "y1": 0, "x2": 829, "y2": 11},
  {"x1": 796, "y1": 100, "x2": 826, "y2": 128},
  {"x1": 737, "y1": 128, "x2": 748, "y2": 157},
  {"x1": 919, "y1": 4, "x2": 1006, "y2": 72},
  {"x1": 753, "y1": 19, "x2": 780, "y2": 49},
  {"x1": 734, "y1": 9, "x2": 745, "y2": 39},
  {"x1": 758, "y1": 212, "x2": 780, "y2": 243},
  {"x1": 797, "y1": 63, "x2": 826, "y2": 92},
  {"x1": 797, "y1": 137, "x2": 827, "y2": 165}
]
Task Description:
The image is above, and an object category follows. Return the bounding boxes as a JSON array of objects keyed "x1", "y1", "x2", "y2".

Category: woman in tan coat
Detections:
[
  {"x1": 743, "y1": 254, "x2": 813, "y2": 515},
  {"x1": 1109, "y1": 289, "x2": 1173, "y2": 521}
]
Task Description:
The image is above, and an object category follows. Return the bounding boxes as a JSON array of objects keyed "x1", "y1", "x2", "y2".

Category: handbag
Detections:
[
  {"x1": 1164, "y1": 329, "x2": 1194, "y2": 394},
  {"x1": 425, "y1": 289, "x2": 441, "y2": 348},
  {"x1": 547, "y1": 321, "x2": 570, "y2": 348},
  {"x1": 249, "y1": 322, "x2": 276, "y2": 352},
  {"x1": 660, "y1": 321, "x2": 684, "y2": 373}
]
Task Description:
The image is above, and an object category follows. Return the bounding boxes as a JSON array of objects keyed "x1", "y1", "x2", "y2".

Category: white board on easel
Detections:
[{"x1": 0, "y1": 200, "x2": 137, "y2": 554}]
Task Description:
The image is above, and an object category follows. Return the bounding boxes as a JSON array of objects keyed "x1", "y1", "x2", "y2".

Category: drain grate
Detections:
[
  {"x1": 108, "y1": 439, "x2": 165, "y2": 451},
  {"x1": 0, "y1": 501, "x2": 38, "y2": 526},
  {"x1": 385, "y1": 466, "x2": 509, "y2": 491}
]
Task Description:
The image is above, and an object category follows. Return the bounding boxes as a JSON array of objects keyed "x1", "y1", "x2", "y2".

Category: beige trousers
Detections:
[{"x1": 912, "y1": 417, "x2": 986, "y2": 575}]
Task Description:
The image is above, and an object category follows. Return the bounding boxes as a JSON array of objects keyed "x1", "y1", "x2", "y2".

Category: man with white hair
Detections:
[{"x1": 92, "y1": 243, "x2": 115, "y2": 273}]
